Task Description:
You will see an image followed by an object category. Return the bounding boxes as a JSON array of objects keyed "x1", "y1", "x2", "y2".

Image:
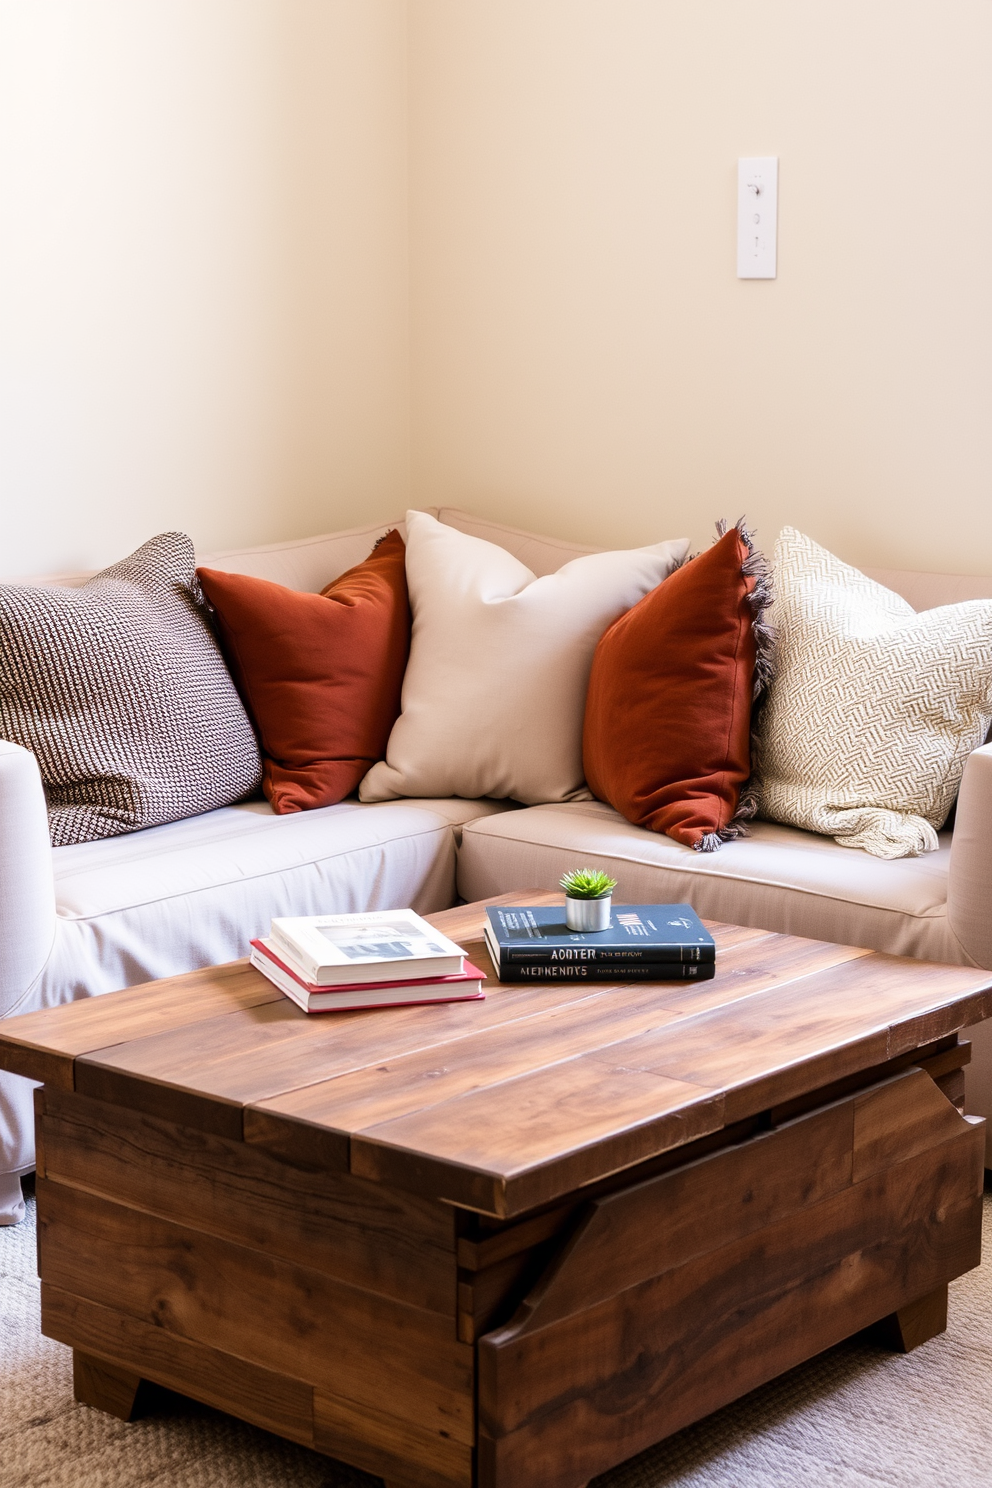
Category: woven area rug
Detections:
[{"x1": 4, "y1": 1185, "x2": 992, "y2": 1488}]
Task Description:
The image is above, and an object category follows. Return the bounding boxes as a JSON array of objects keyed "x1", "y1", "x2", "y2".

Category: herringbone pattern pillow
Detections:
[
  {"x1": 0, "y1": 533, "x2": 262, "y2": 846},
  {"x1": 755, "y1": 527, "x2": 992, "y2": 858}
]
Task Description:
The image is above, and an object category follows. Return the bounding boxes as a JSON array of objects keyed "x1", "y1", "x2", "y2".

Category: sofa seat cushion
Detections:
[
  {"x1": 457, "y1": 801, "x2": 965, "y2": 966},
  {"x1": 28, "y1": 797, "x2": 511, "y2": 1016}
]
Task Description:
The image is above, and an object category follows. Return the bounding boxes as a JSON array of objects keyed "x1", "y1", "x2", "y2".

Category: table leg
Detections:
[
  {"x1": 72, "y1": 1349, "x2": 143, "y2": 1421},
  {"x1": 881, "y1": 1283, "x2": 949, "y2": 1353}
]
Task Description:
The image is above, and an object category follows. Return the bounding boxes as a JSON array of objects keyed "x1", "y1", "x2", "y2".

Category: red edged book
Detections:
[{"x1": 250, "y1": 937, "x2": 485, "y2": 1013}]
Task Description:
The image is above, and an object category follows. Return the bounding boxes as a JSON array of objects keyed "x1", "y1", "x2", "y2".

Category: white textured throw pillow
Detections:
[
  {"x1": 757, "y1": 527, "x2": 992, "y2": 858},
  {"x1": 360, "y1": 511, "x2": 689, "y2": 805}
]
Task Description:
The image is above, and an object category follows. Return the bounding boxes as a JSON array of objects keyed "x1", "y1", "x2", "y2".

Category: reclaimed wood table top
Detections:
[{"x1": 3, "y1": 891, "x2": 992, "y2": 1218}]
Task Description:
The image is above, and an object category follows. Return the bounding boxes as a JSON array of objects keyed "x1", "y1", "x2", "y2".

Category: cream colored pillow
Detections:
[
  {"x1": 360, "y1": 511, "x2": 689, "y2": 805},
  {"x1": 756, "y1": 527, "x2": 992, "y2": 858}
]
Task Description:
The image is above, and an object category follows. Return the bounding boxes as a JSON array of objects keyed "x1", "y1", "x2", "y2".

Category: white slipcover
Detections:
[{"x1": 0, "y1": 780, "x2": 510, "y2": 1218}]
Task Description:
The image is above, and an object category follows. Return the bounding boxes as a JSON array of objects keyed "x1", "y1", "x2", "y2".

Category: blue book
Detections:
[{"x1": 484, "y1": 903, "x2": 715, "y2": 981}]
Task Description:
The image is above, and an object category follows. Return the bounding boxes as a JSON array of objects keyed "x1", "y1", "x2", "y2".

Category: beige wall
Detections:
[
  {"x1": 409, "y1": 1, "x2": 992, "y2": 575},
  {"x1": 6, "y1": 2, "x2": 990, "y2": 580},
  {"x1": 0, "y1": 0, "x2": 410, "y2": 578}
]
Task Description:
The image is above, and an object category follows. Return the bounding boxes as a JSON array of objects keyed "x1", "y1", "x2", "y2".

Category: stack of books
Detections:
[
  {"x1": 484, "y1": 903, "x2": 716, "y2": 981},
  {"x1": 250, "y1": 908, "x2": 484, "y2": 1013}
]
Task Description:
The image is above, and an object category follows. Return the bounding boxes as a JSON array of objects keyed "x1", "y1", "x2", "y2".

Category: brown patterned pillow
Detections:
[{"x1": 0, "y1": 532, "x2": 262, "y2": 846}]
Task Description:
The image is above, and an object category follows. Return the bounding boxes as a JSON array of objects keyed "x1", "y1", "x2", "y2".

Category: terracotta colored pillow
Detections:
[
  {"x1": 582, "y1": 522, "x2": 772, "y2": 850},
  {"x1": 197, "y1": 530, "x2": 411, "y2": 813}
]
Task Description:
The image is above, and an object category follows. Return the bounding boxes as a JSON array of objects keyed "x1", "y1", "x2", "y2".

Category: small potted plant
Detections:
[{"x1": 560, "y1": 868, "x2": 618, "y2": 932}]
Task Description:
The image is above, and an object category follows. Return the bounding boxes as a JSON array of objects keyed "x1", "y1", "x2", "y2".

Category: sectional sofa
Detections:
[{"x1": 3, "y1": 506, "x2": 992, "y2": 1223}]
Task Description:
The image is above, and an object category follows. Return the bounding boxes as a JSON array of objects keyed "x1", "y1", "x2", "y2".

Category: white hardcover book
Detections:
[
  {"x1": 269, "y1": 908, "x2": 465, "y2": 986},
  {"x1": 249, "y1": 942, "x2": 483, "y2": 1012}
]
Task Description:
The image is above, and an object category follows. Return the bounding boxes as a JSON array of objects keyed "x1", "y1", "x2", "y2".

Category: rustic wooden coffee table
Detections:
[{"x1": 1, "y1": 891, "x2": 989, "y2": 1488}]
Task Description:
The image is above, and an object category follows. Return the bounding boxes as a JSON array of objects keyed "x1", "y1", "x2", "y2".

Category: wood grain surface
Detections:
[
  {"x1": 71, "y1": 1348, "x2": 142, "y2": 1422},
  {"x1": 48, "y1": 1290, "x2": 315, "y2": 1444},
  {"x1": 38, "y1": 1176, "x2": 475, "y2": 1445},
  {"x1": 38, "y1": 1086, "x2": 456, "y2": 1314},
  {"x1": 475, "y1": 1069, "x2": 984, "y2": 1488},
  {"x1": 4, "y1": 892, "x2": 991, "y2": 1219},
  {"x1": 0, "y1": 960, "x2": 282, "y2": 1088}
]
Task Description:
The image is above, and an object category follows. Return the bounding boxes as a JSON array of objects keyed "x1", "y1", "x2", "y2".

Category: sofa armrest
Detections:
[
  {"x1": 0, "y1": 742, "x2": 56, "y2": 1018},
  {"x1": 948, "y1": 743, "x2": 992, "y2": 970}
]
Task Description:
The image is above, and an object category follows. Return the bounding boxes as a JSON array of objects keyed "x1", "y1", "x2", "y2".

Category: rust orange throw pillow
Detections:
[
  {"x1": 583, "y1": 521, "x2": 772, "y2": 850},
  {"x1": 197, "y1": 530, "x2": 411, "y2": 813}
]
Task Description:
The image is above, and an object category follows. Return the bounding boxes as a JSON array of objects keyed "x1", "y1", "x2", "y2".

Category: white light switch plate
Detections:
[{"x1": 737, "y1": 157, "x2": 777, "y2": 279}]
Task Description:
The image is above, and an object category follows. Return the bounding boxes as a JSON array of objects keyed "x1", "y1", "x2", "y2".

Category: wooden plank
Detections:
[
  {"x1": 570, "y1": 954, "x2": 992, "y2": 1126},
  {"x1": 245, "y1": 927, "x2": 832, "y2": 1151},
  {"x1": 33, "y1": 1086, "x2": 48, "y2": 1179},
  {"x1": 45, "y1": 1286, "x2": 314, "y2": 1445},
  {"x1": 73, "y1": 917, "x2": 769, "y2": 1142},
  {"x1": 37, "y1": 1178, "x2": 475, "y2": 1445},
  {"x1": 252, "y1": 983, "x2": 684, "y2": 1137},
  {"x1": 72, "y1": 1348, "x2": 142, "y2": 1421},
  {"x1": 919, "y1": 1039, "x2": 972, "y2": 1080},
  {"x1": 458, "y1": 1207, "x2": 578, "y2": 1274},
  {"x1": 765, "y1": 1034, "x2": 966, "y2": 1126},
  {"x1": 646, "y1": 937, "x2": 873, "y2": 1017},
  {"x1": 39, "y1": 1087, "x2": 457, "y2": 1315},
  {"x1": 453, "y1": 1041, "x2": 975, "y2": 1277},
  {"x1": 0, "y1": 960, "x2": 282, "y2": 1089},
  {"x1": 495, "y1": 1091, "x2": 860, "y2": 1334},
  {"x1": 852, "y1": 1067, "x2": 967, "y2": 1182},
  {"x1": 476, "y1": 1095, "x2": 983, "y2": 1488},
  {"x1": 0, "y1": 896, "x2": 554, "y2": 1090},
  {"x1": 313, "y1": 1391, "x2": 473, "y2": 1488},
  {"x1": 76, "y1": 979, "x2": 642, "y2": 1137},
  {"x1": 351, "y1": 1067, "x2": 724, "y2": 1218},
  {"x1": 342, "y1": 952, "x2": 990, "y2": 1217}
]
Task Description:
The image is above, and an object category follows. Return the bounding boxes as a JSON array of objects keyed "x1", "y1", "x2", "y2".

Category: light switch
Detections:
[{"x1": 737, "y1": 157, "x2": 777, "y2": 279}]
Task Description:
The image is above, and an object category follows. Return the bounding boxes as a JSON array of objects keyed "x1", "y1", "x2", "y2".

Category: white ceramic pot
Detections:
[{"x1": 565, "y1": 895, "x2": 612, "y2": 932}]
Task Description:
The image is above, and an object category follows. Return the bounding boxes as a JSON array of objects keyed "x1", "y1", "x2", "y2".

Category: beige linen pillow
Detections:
[
  {"x1": 360, "y1": 511, "x2": 689, "y2": 805},
  {"x1": 756, "y1": 527, "x2": 992, "y2": 858}
]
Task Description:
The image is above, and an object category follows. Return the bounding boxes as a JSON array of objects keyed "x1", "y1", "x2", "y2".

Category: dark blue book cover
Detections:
[
  {"x1": 490, "y1": 957, "x2": 716, "y2": 983},
  {"x1": 485, "y1": 904, "x2": 715, "y2": 964}
]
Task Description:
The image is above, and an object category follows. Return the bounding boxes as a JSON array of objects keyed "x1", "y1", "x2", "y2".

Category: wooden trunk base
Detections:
[
  {"x1": 26, "y1": 1026, "x2": 983, "y2": 1488},
  {"x1": 880, "y1": 1283, "x2": 949, "y2": 1353},
  {"x1": 73, "y1": 1349, "x2": 143, "y2": 1421}
]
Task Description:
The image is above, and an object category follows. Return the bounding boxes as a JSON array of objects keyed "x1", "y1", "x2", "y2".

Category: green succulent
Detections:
[{"x1": 559, "y1": 868, "x2": 618, "y2": 900}]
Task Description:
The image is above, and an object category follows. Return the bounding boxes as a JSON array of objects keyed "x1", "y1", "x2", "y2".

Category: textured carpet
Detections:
[{"x1": 3, "y1": 1187, "x2": 992, "y2": 1488}]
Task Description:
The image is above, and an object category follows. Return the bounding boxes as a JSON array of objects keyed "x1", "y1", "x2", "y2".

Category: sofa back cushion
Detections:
[
  {"x1": 436, "y1": 508, "x2": 600, "y2": 576},
  {"x1": 200, "y1": 517, "x2": 413, "y2": 593},
  {"x1": 0, "y1": 533, "x2": 262, "y2": 846},
  {"x1": 583, "y1": 522, "x2": 772, "y2": 850},
  {"x1": 18, "y1": 508, "x2": 603, "y2": 592},
  {"x1": 360, "y1": 510, "x2": 688, "y2": 806},
  {"x1": 198, "y1": 530, "x2": 411, "y2": 813}
]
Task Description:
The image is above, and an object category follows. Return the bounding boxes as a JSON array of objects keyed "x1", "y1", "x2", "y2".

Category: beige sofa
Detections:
[{"x1": 2, "y1": 508, "x2": 991, "y2": 1224}]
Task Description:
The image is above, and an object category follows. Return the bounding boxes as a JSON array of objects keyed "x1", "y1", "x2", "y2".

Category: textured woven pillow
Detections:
[
  {"x1": 359, "y1": 510, "x2": 688, "y2": 805},
  {"x1": 756, "y1": 527, "x2": 992, "y2": 859},
  {"x1": 0, "y1": 533, "x2": 262, "y2": 846}
]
